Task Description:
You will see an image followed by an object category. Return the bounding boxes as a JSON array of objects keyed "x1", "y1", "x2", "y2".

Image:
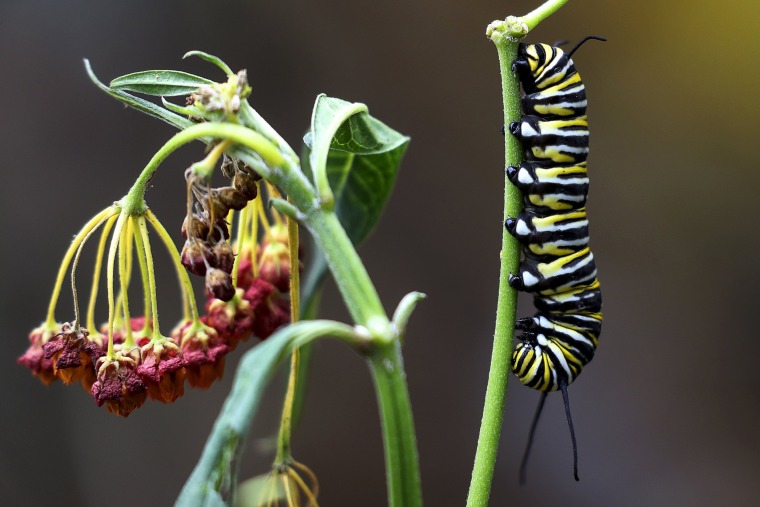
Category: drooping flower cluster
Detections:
[
  {"x1": 181, "y1": 156, "x2": 260, "y2": 302},
  {"x1": 19, "y1": 153, "x2": 298, "y2": 417}
]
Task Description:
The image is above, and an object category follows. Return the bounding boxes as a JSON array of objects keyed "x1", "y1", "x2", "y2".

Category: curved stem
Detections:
[
  {"x1": 121, "y1": 123, "x2": 288, "y2": 216},
  {"x1": 136, "y1": 216, "x2": 162, "y2": 338},
  {"x1": 70, "y1": 210, "x2": 118, "y2": 329},
  {"x1": 522, "y1": 0, "x2": 570, "y2": 30},
  {"x1": 45, "y1": 206, "x2": 117, "y2": 326},
  {"x1": 131, "y1": 216, "x2": 154, "y2": 333},
  {"x1": 106, "y1": 213, "x2": 128, "y2": 357},
  {"x1": 146, "y1": 210, "x2": 199, "y2": 322},
  {"x1": 87, "y1": 214, "x2": 119, "y2": 333}
]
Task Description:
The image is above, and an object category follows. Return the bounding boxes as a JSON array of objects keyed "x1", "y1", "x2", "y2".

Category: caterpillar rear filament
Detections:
[{"x1": 506, "y1": 36, "x2": 605, "y2": 483}]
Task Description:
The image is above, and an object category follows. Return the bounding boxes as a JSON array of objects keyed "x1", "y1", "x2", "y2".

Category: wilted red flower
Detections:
[
  {"x1": 102, "y1": 316, "x2": 151, "y2": 351},
  {"x1": 18, "y1": 322, "x2": 61, "y2": 385},
  {"x1": 91, "y1": 353, "x2": 148, "y2": 417},
  {"x1": 175, "y1": 321, "x2": 230, "y2": 389},
  {"x1": 258, "y1": 241, "x2": 292, "y2": 293},
  {"x1": 244, "y1": 278, "x2": 290, "y2": 340},
  {"x1": 204, "y1": 289, "x2": 254, "y2": 349},
  {"x1": 136, "y1": 341, "x2": 185, "y2": 403},
  {"x1": 42, "y1": 322, "x2": 104, "y2": 388}
]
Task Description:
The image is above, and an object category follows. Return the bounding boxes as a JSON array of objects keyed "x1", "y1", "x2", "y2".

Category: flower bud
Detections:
[
  {"x1": 215, "y1": 186, "x2": 248, "y2": 211},
  {"x1": 206, "y1": 268, "x2": 235, "y2": 302},
  {"x1": 181, "y1": 213, "x2": 210, "y2": 240},
  {"x1": 233, "y1": 171, "x2": 258, "y2": 200},
  {"x1": 259, "y1": 241, "x2": 292, "y2": 293},
  {"x1": 212, "y1": 240, "x2": 235, "y2": 275},
  {"x1": 210, "y1": 218, "x2": 231, "y2": 242},
  {"x1": 181, "y1": 239, "x2": 213, "y2": 276}
]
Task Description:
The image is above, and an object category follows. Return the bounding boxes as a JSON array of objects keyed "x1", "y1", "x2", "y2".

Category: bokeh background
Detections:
[{"x1": 2, "y1": 0, "x2": 759, "y2": 506}]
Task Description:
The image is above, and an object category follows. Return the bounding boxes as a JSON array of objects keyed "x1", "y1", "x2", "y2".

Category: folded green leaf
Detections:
[
  {"x1": 110, "y1": 70, "x2": 212, "y2": 97},
  {"x1": 84, "y1": 60, "x2": 194, "y2": 130},
  {"x1": 303, "y1": 95, "x2": 410, "y2": 245}
]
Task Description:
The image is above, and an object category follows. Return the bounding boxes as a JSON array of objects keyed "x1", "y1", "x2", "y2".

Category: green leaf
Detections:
[
  {"x1": 176, "y1": 320, "x2": 358, "y2": 507},
  {"x1": 184, "y1": 50, "x2": 234, "y2": 76},
  {"x1": 303, "y1": 95, "x2": 410, "y2": 245},
  {"x1": 110, "y1": 70, "x2": 212, "y2": 97},
  {"x1": 84, "y1": 60, "x2": 194, "y2": 130}
]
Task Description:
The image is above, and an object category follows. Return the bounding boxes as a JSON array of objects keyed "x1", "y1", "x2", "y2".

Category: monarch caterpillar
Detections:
[{"x1": 505, "y1": 36, "x2": 605, "y2": 483}]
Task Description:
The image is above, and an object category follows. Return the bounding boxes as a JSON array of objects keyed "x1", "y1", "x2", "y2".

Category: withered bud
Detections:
[
  {"x1": 211, "y1": 218, "x2": 230, "y2": 242},
  {"x1": 233, "y1": 171, "x2": 258, "y2": 200},
  {"x1": 212, "y1": 241, "x2": 235, "y2": 274},
  {"x1": 181, "y1": 240, "x2": 213, "y2": 276},
  {"x1": 220, "y1": 156, "x2": 236, "y2": 179},
  {"x1": 239, "y1": 162, "x2": 263, "y2": 181},
  {"x1": 206, "y1": 268, "x2": 235, "y2": 302},
  {"x1": 207, "y1": 196, "x2": 230, "y2": 220},
  {"x1": 182, "y1": 213, "x2": 210, "y2": 240},
  {"x1": 215, "y1": 186, "x2": 248, "y2": 211}
]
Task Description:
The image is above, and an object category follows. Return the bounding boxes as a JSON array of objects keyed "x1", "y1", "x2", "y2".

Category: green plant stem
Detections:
[
  {"x1": 118, "y1": 219, "x2": 135, "y2": 347},
  {"x1": 274, "y1": 208, "x2": 302, "y2": 465},
  {"x1": 146, "y1": 210, "x2": 199, "y2": 322},
  {"x1": 368, "y1": 341, "x2": 422, "y2": 507},
  {"x1": 467, "y1": 2, "x2": 568, "y2": 505},
  {"x1": 105, "y1": 212, "x2": 128, "y2": 357},
  {"x1": 522, "y1": 0, "x2": 569, "y2": 30},
  {"x1": 45, "y1": 206, "x2": 117, "y2": 326},
  {"x1": 86, "y1": 215, "x2": 119, "y2": 333},
  {"x1": 127, "y1": 118, "x2": 420, "y2": 505},
  {"x1": 303, "y1": 208, "x2": 388, "y2": 330},
  {"x1": 121, "y1": 123, "x2": 287, "y2": 216}
]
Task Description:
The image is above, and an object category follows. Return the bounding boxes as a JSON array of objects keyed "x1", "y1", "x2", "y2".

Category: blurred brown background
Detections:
[{"x1": 2, "y1": 0, "x2": 758, "y2": 506}]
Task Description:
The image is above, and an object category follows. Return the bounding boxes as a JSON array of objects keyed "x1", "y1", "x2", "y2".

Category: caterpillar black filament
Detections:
[{"x1": 505, "y1": 36, "x2": 605, "y2": 483}]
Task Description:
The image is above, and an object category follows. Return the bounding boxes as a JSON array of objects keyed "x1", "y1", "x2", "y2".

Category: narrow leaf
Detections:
[
  {"x1": 84, "y1": 60, "x2": 194, "y2": 130},
  {"x1": 110, "y1": 70, "x2": 212, "y2": 97},
  {"x1": 184, "y1": 50, "x2": 234, "y2": 76},
  {"x1": 176, "y1": 320, "x2": 357, "y2": 507}
]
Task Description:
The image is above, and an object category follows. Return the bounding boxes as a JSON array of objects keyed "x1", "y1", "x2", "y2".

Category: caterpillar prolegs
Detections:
[{"x1": 506, "y1": 36, "x2": 605, "y2": 483}]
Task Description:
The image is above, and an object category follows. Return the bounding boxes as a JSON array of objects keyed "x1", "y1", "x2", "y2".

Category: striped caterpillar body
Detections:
[{"x1": 506, "y1": 36, "x2": 605, "y2": 483}]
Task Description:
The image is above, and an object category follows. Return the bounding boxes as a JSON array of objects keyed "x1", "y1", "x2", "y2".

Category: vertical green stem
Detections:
[
  {"x1": 466, "y1": 27, "x2": 523, "y2": 507},
  {"x1": 368, "y1": 342, "x2": 422, "y2": 507},
  {"x1": 274, "y1": 207, "x2": 302, "y2": 465},
  {"x1": 467, "y1": 2, "x2": 570, "y2": 503},
  {"x1": 106, "y1": 213, "x2": 128, "y2": 357}
]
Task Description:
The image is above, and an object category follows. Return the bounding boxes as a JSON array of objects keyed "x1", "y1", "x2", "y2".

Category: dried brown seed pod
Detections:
[
  {"x1": 216, "y1": 186, "x2": 248, "y2": 211},
  {"x1": 233, "y1": 172, "x2": 258, "y2": 201},
  {"x1": 181, "y1": 240, "x2": 213, "y2": 277},
  {"x1": 206, "y1": 268, "x2": 235, "y2": 302},
  {"x1": 212, "y1": 241, "x2": 235, "y2": 275}
]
